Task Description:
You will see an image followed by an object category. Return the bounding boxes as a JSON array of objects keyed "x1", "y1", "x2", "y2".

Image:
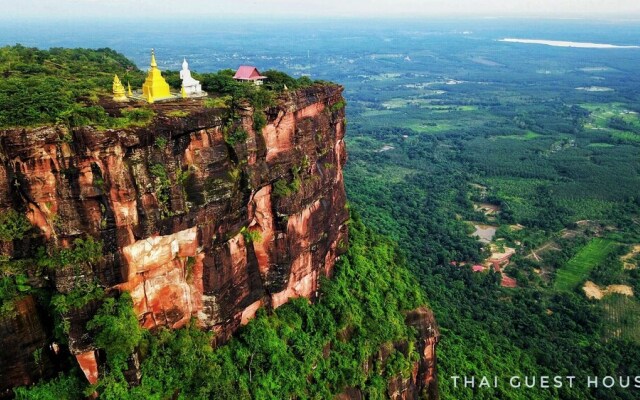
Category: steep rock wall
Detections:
[
  {"x1": 0, "y1": 84, "x2": 348, "y2": 391},
  {"x1": 0, "y1": 84, "x2": 440, "y2": 400}
]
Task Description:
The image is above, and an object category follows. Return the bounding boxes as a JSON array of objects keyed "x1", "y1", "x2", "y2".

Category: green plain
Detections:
[{"x1": 554, "y1": 238, "x2": 618, "y2": 291}]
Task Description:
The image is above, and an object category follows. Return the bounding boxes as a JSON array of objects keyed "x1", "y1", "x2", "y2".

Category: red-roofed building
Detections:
[
  {"x1": 500, "y1": 274, "x2": 517, "y2": 288},
  {"x1": 233, "y1": 66, "x2": 267, "y2": 85},
  {"x1": 472, "y1": 265, "x2": 484, "y2": 272}
]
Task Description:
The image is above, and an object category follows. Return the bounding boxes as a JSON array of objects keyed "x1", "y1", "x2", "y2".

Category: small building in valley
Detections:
[
  {"x1": 486, "y1": 244, "x2": 516, "y2": 272},
  {"x1": 501, "y1": 274, "x2": 517, "y2": 288}
]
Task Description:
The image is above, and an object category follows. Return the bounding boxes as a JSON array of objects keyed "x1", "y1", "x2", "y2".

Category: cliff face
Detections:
[
  {"x1": 0, "y1": 84, "x2": 346, "y2": 389},
  {"x1": 0, "y1": 84, "x2": 438, "y2": 399},
  {"x1": 399, "y1": 308, "x2": 440, "y2": 400},
  {"x1": 336, "y1": 307, "x2": 440, "y2": 400}
]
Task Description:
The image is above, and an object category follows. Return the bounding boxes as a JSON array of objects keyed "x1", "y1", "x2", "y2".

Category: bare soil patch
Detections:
[
  {"x1": 621, "y1": 244, "x2": 640, "y2": 270},
  {"x1": 583, "y1": 281, "x2": 634, "y2": 300}
]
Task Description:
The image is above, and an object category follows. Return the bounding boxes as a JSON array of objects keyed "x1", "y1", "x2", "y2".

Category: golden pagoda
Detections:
[
  {"x1": 112, "y1": 74, "x2": 128, "y2": 102},
  {"x1": 141, "y1": 49, "x2": 172, "y2": 103},
  {"x1": 127, "y1": 82, "x2": 133, "y2": 96}
]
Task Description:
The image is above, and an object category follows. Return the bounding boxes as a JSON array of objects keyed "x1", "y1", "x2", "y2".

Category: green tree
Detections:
[{"x1": 86, "y1": 293, "x2": 142, "y2": 374}]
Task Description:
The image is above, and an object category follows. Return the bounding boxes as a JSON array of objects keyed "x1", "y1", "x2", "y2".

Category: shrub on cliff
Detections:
[
  {"x1": 0, "y1": 209, "x2": 32, "y2": 242},
  {"x1": 240, "y1": 226, "x2": 262, "y2": 244},
  {"x1": 36, "y1": 237, "x2": 103, "y2": 270},
  {"x1": 87, "y1": 293, "x2": 142, "y2": 375},
  {"x1": 200, "y1": 69, "x2": 237, "y2": 93},
  {"x1": 223, "y1": 128, "x2": 248, "y2": 146},
  {"x1": 252, "y1": 110, "x2": 267, "y2": 132},
  {"x1": 262, "y1": 70, "x2": 314, "y2": 91},
  {"x1": 13, "y1": 373, "x2": 84, "y2": 400},
  {"x1": 0, "y1": 269, "x2": 31, "y2": 318}
]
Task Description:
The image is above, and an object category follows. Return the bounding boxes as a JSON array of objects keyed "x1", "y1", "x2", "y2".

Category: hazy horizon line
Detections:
[{"x1": 2, "y1": 15, "x2": 640, "y2": 23}]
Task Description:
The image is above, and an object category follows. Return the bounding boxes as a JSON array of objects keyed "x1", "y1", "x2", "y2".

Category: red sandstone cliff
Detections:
[
  {"x1": 0, "y1": 84, "x2": 438, "y2": 399},
  {"x1": 0, "y1": 84, "x2": 347, "y2": 392}
]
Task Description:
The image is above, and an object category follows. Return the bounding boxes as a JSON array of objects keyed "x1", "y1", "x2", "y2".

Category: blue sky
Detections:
[{"x1": 5, "y1": 0, "x2": 640, "y2": 20}]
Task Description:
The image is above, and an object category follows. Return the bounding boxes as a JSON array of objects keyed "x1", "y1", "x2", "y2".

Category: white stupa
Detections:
[{"x1": 180, "y1": 58, "x2": 205, "y2": 97}]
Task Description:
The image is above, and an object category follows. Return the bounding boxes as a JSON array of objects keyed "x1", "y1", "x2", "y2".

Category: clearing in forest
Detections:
[
  {"x1": 583, "y1": 281, "x2": 634, "y2": 300},
  {"x1": 621, "y1": 245, "x2": 640, "y2": 270},
  {"x1": 554, "y1": 238, "x2": 618, "y2": 291}
]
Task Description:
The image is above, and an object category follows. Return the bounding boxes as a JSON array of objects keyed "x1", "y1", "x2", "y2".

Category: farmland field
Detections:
[
  {"x1": 554, "y1": 238, "x2": 619, "y2": 291},
  {"x1": 602, "y1": 294, "x2": 640, "y2": 344}
]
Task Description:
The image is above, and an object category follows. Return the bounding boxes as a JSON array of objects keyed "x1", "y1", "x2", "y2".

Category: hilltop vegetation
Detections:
[
  {"x1": 0, "y1": 45, "x2": 142, "y2": 127},
  {"x1": 0, "y1": 45, "x2": 318, "y2": 129}
]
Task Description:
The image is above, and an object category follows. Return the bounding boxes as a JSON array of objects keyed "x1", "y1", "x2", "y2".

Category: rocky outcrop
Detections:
[
  {"x1": 337, "y1": 307, "x2": 440, "y2": 400},
  {"x1": 0, "y1": 296, "x2": 62, "y2": 390},
  {"x1": 400, "y1": 307, "x2": 440, "y2": 400},
  {"x1": 0, "y1": 84, "x2": 348, "y2": 391}
]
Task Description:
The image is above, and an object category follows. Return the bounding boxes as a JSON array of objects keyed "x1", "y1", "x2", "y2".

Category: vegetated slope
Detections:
[
  {"x1": 15, "y1": 216, "x2": 437, "y2": 399},
  {"x1": 345, "y1": 120, "x2": 640, "y2": 399},
  {"x1": 0, "y1": 45, "x2": 142, "y2": 127},
  {"x1": 0, "y1": 45, "x2": 317, "y2": 129}
]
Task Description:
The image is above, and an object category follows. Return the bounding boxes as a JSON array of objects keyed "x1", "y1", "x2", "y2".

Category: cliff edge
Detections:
[
  {"x1": 0, "y1": 83, "x2": 438, "y2": 399},
  {"x1": 0, "y1": 83, "x2": 345, "y2": 387}
]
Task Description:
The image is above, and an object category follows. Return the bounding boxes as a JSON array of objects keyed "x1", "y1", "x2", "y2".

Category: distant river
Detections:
[{"x1": 500, "y1": 38, "x2": 640, "y2": 49}]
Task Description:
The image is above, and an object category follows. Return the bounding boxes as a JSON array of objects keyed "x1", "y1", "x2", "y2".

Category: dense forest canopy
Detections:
[{"x1": 342, "y1": 32, "x2": 640, "y2": 398}]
